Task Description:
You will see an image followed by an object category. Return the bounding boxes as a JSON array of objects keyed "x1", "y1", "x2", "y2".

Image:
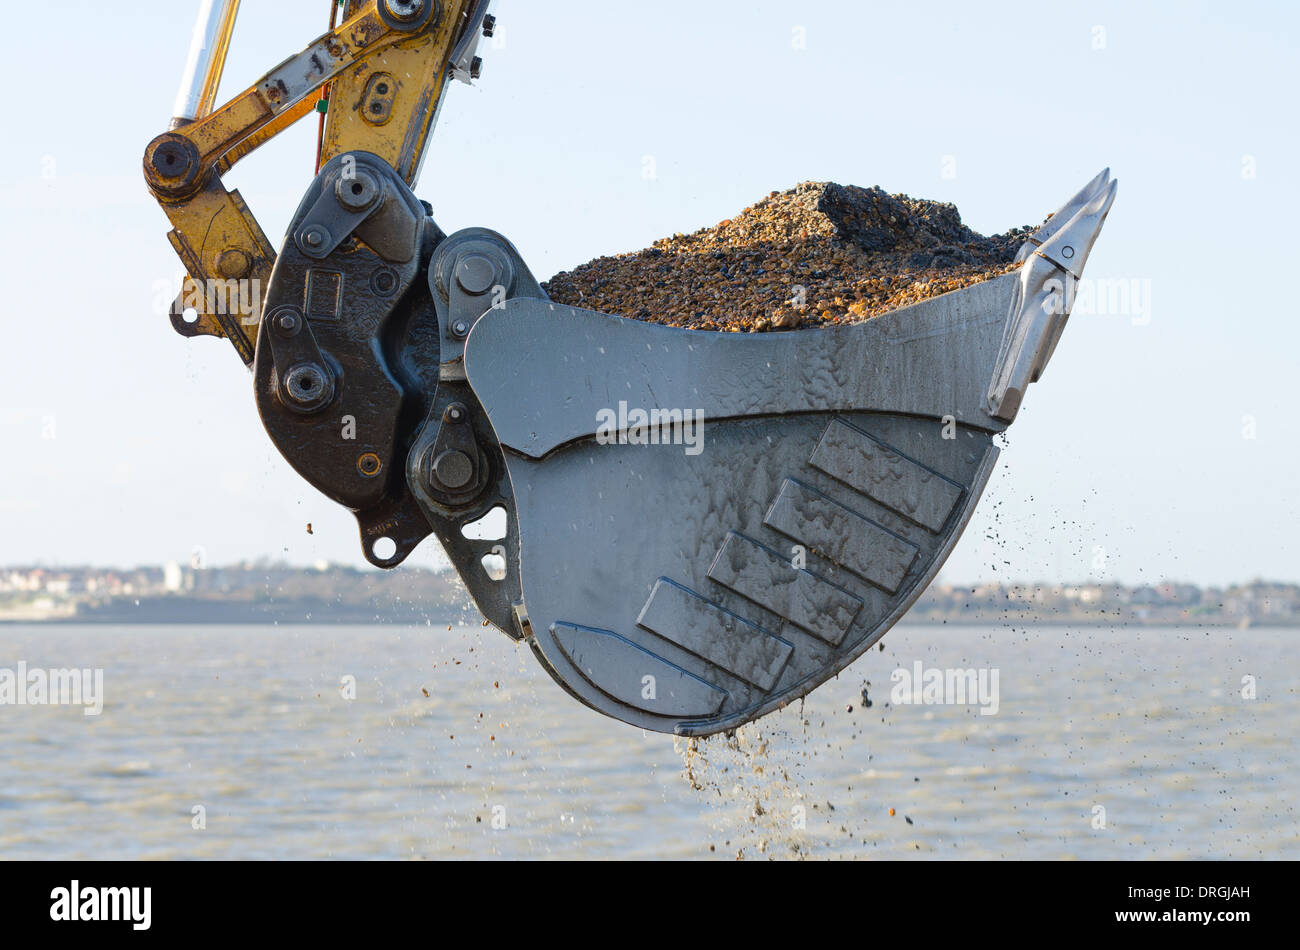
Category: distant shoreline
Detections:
[
  {"x1": 4, "y1": 568, "x2": 1297, "y2": 629},
  {"x1": 5, "y1": 571, "x2": 1294, "y2": 631}
]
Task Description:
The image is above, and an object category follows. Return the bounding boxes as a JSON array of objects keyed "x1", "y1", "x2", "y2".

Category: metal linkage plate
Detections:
[
  {"x1": 403, "y1": 227, "x2": 547, "y2": 637},
  {"x1": 254, "y1": 151, "x2": 441, "y2": 568}
]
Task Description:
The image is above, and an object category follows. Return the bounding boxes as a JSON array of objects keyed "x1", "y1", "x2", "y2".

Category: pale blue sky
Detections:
[{"x1": 0, "y1": 0, "x2": 1296, "y2": 585}]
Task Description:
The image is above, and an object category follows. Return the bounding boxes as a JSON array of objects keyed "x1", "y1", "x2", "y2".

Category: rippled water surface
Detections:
[{"x1": 0, "y1": 623, "x2": 1294, "y2": 859}]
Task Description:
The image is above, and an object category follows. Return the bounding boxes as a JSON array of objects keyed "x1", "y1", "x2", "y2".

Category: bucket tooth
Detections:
[
  {"x1": 989, "y1": 174, "x2": 1118, "y2": 421},
  {"x1": 1015, "y1": 167, "x2": 1111, "y2": 262},
  {"x1": 1035, "y1": 176, "x2": 1118, "y2": 280}
]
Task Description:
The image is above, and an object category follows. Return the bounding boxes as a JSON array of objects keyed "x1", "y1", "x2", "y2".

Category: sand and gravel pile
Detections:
[{"x1": 543, "y1": 181, "x2": 1033, "y2": 331}]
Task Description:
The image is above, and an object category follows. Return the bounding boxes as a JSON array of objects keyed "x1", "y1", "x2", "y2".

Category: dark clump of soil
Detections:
[{"x1": 543, "y1": 181, "x2": 1034, "y2": 331}]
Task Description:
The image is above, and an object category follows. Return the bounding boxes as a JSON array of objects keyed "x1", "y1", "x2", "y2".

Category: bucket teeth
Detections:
[
  {"x1": 1034, "y1": 176, "x2": 1118, "y2": 279},
  {"x1": 987, "y1": 172, "x2": 1118, "y2": 421},
  {"x1": 1014, "y1": 168, "x2": 1112, "y2": 262}
]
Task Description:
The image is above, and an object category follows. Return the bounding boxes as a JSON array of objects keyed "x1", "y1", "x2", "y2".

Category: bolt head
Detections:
[
  {"x1": 151, "y1": 142, "x2": 190, "y2": 178},
  {"x1": 146, "y1": 133, "x2": 203, "y2": 197},
  {"x1": 432, "y1": 450, "x2": 473, "y2": 490},
  {"x1": 456, "y1": 254, "x2": 497, "y2": 295},
  {"x1": 216, "y1": 248, "x2": 251, "y2": 279},
  {"x1": 383, "y1": 0, "x2": 425, "y2": 21},
  {"x1": 370, "y1": 267, "x2": 399, "y2": 296},
  {"x1": 283, "y1": 363, "x2": 331, "y2": 409},
  {"x1": 335, "y1": 170, "x2": 380, "y2": 211}
]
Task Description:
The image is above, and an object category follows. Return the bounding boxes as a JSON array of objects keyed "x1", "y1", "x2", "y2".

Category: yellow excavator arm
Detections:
[{"x1": 143, "y1": 0, "x2": 488, "y2": 363}]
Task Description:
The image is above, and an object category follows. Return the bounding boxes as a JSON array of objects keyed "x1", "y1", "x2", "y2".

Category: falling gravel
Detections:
[{"x1": 543, "y1": 181, "x2": 1034, "y2": 331}]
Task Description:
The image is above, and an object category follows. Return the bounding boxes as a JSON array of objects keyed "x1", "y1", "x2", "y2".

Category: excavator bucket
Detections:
[
  {"x1": 141, "y1": 0, "x2": 1117, "y2": 737},
  {"x1": 461, "y1": 171, "x2": 1117, "y2": 736}
]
